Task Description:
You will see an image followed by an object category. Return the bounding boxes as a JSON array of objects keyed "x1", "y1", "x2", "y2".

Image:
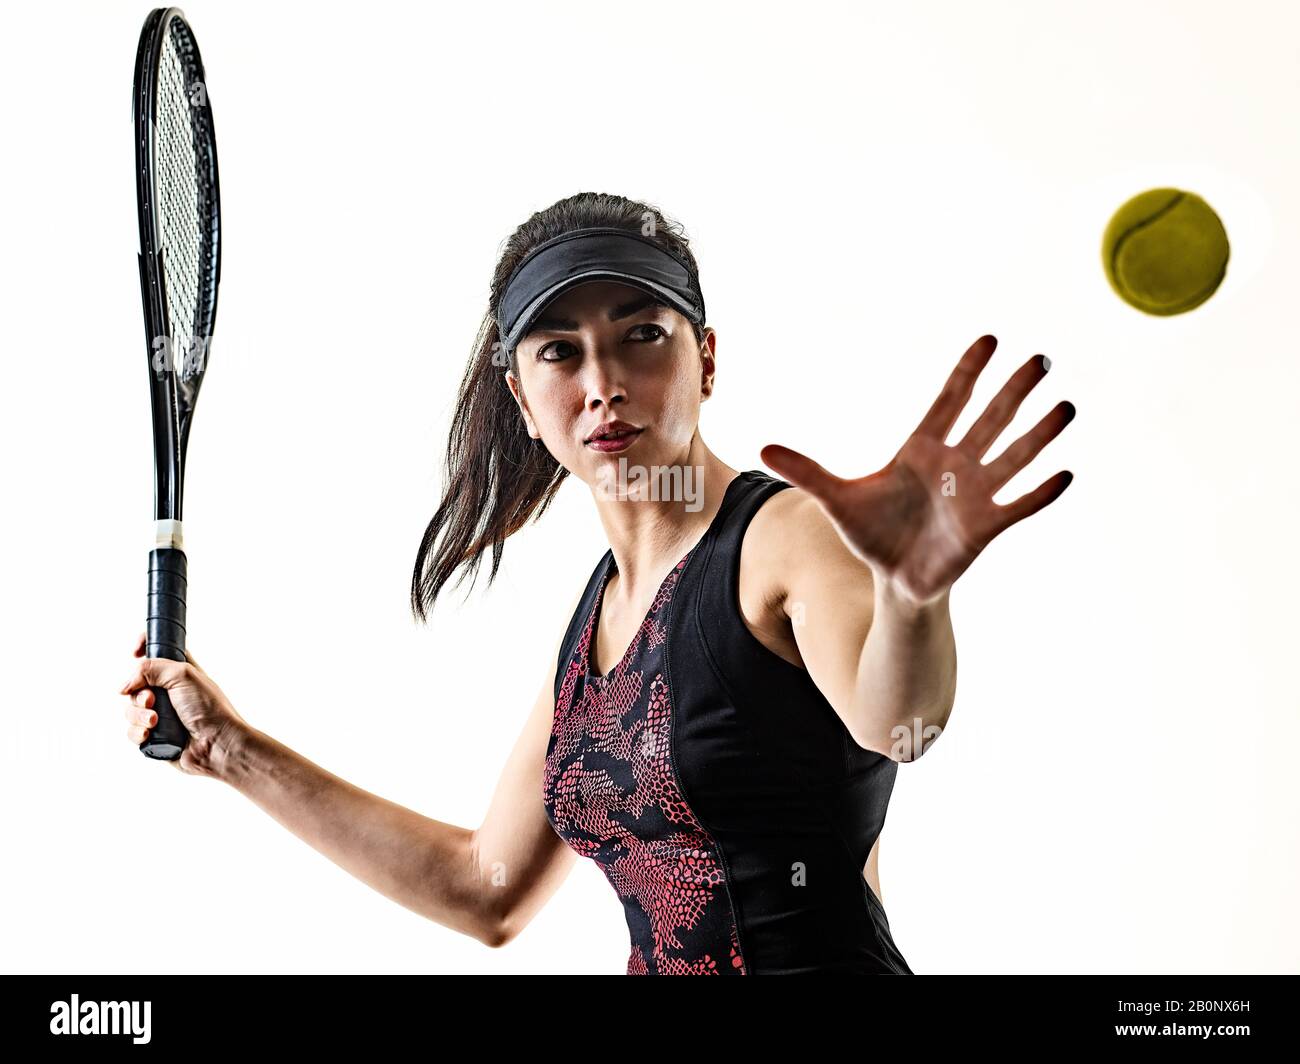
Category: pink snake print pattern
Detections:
[{"x1": 543, "y1": 550, "x2": 747, "y2": 975}]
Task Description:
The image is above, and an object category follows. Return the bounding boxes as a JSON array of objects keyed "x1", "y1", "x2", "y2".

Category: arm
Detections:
[
  {"x1": 214, "y1": 727, "x2": 495, "y2": 943},
  {"x1": 468, "y1": 670, "x2": 577, "y2": 945},
  {"x1": 124, "y1": 603, "x2": 580, "y2": 950},
  {"x1": 214, "y1": 658, "x2": 574, "y2": 941},
  {"x1": 214, "y1": 662, "x2": 574, "y2": 948},
  {"x1": 856, "y1": 569, "x2": 956, "y2": 759},
  {"x1": 768, "y1": 490, "x2": 956, "y2": 759},
  {"x1": 762, "y1": 335, "x2": 1074, "y2": 761}
]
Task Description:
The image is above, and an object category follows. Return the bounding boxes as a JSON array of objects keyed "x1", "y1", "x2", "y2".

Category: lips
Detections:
[
  {"x1": 585, "y1": 424, "x2": 643, "y2": 453},
  {"x1": 584, "y1": 421, "x2": 642, "y2": 444}
]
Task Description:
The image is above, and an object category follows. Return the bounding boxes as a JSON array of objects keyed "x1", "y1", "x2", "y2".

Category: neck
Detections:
[{"x1": 589, "y1": 433, "x2": 740, "y2": 600}]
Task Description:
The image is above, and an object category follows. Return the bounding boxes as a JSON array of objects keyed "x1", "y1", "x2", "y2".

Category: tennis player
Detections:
[{"x1": 121, "y1": 191, "x2": 1074, "y2": 974}]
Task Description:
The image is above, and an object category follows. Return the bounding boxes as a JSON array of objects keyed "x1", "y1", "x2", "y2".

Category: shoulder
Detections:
[{"x1": 744, "y1": 480, "x2": 870, "y2": 612}]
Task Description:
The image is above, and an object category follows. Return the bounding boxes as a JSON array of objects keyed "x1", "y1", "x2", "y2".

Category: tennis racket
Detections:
[{"x1": 133, "y1": 7, "x2": 222, "y2": 760}]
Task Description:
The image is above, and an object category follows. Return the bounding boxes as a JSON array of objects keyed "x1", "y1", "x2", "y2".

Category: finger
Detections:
[
  {"x1": 120, "y1": 657, "x2": 188, "y2": 696},
  {"x1": 124, "y1": 703, "x2": 158, "y2": 728},
  {"x1": 989, "y1": 470, "x2": 1074, "y2": 539},
  {"x1": 759, "y1": 444, "x2": 848, "y2": 506},
  {"x1": 955, "y1": 353, "x2": 1051, "y2": 459},
  {"x1": 136, "y1": 631, "x2": 199, "y2": 671},
  {"x1": 127, "y1": 724, "x2": 150, "y2": 744},
  {"x1": 131, "y1": 689, "x2": 155, "y2": 709},
  {"x1": 912, "y1": 334, "x2": 998, "y2": 443},
  {"x1": 984, "y1": 400, "x2": 1076, "y2": 491}
]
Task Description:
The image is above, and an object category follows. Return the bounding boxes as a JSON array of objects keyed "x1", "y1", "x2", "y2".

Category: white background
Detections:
[{"x1": 1, "y1": 0, "x2": 1296, "y2": 974}]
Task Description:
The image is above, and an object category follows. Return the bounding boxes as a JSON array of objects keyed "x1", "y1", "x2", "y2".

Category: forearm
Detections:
[
  {"x1": 212, "y1": 726, "x2": 496, "y2": 945},
  {"x1": 850, "y1": 576, "x2": 957, "y2": 759}
]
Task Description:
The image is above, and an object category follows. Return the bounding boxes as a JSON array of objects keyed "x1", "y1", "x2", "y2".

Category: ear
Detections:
[
  {"x1": 505, "y1": 370, "x2": 541, "y2": 439},
  {"x1": 699, "y1": 327, "x2": 717, "y2": 402}
]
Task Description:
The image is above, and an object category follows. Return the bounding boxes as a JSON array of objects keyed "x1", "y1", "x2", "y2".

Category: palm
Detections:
[{"x1": 762, "y1": 335, "x2": 1075, "y2": 604}]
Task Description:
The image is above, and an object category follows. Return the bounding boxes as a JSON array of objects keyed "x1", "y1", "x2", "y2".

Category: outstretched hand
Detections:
[{"x1": 761, "y1": 335, "x2": 1075, "y2": 605}]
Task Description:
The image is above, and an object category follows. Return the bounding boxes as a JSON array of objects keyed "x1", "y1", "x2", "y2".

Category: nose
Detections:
[{"x1": 582, "y1": 353, "x2": 627, "y2": 411}]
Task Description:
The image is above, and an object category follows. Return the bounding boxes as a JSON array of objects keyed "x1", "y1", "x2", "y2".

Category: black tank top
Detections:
[{"x1": 543, "y1": 469, "x2": 913, "y2": 975}]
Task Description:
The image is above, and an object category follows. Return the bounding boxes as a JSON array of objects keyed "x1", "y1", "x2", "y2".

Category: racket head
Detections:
[{"x1": 134, "y1": 7, "x2": 221, "y2": 521}]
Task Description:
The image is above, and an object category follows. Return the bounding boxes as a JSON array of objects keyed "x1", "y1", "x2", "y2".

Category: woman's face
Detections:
[{"x1": 505, "y1": 280, "x2": 716, "y2": 486}]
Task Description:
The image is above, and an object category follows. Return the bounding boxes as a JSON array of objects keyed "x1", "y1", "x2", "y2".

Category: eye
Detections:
[
  {"x1": 629, "y1": 323, "x2": 667, "y2": 342},
  {"x1": 535, "y1": 340, "x2": 577, "y2": 363}
]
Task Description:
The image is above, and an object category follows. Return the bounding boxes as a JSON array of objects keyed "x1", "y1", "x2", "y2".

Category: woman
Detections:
[{"x1": 120, "y1": 191, "x2": 1075, "y2": 974}]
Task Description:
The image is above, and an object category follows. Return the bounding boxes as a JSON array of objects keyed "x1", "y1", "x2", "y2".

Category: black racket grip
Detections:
[{"x1": 140, "y1": 547, "x2": 192, "y2": 761}]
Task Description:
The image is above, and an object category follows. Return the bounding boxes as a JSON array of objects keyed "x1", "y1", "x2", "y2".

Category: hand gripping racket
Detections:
[{"x1": 133, "y1": 8, "x2": 222, "y2": 760}]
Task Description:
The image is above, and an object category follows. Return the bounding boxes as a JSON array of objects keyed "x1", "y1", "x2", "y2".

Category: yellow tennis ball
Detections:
[{"x1": 1101, "y1": 188, "x2": 1230, "y2": 315}]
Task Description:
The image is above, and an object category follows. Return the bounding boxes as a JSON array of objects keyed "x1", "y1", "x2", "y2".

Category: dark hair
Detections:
[{"x1": 410, "y1": 191, "x2": 708, "y2": 623}]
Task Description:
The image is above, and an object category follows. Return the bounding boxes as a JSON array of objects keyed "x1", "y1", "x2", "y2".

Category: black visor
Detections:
[{"x1": 496, "y1": 227, "x2": 706, "y2": 355}]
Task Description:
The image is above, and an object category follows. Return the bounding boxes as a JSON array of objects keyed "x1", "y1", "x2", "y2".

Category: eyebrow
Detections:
[{"x1": 531, "y1": 294, "x2": 666, "y2": 333}]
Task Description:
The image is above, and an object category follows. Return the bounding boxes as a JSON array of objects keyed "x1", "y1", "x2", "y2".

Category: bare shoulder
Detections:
[{"x1": 745, "y1": 482, "x2": 868, "y2": 609}]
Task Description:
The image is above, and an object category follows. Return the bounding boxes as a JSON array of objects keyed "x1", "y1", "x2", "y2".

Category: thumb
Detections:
[
  {"x1": 120, "y1": 657, "x2": 189, "y2": 696},
  {"x1": 760, "y1": 444, "x2": 846, "y2": 503}
]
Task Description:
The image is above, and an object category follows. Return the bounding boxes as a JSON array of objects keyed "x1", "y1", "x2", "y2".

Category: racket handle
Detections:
[{"x1": 140, "y1": 547, "x2": 192, "y2": 761}]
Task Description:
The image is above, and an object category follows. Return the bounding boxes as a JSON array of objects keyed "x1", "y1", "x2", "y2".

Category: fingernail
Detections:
[{"x1": 1040, "y1": 354, "x2": 1051, "y2": 372}]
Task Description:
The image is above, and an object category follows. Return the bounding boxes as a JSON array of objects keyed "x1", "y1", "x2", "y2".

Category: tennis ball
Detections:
[{"x1": 1101, "y1": 188, "x2": 1230, "y2": 315}]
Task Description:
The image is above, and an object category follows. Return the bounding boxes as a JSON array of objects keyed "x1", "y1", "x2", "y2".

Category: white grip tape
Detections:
[{"x1": 154, "y1": 519, "x2": 184, "y2": 551}]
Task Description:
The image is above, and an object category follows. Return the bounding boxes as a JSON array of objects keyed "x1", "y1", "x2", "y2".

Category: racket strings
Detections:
[{"x1": 155, "y1": 22, "x2": 216, "y2": 384}]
